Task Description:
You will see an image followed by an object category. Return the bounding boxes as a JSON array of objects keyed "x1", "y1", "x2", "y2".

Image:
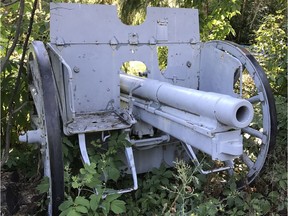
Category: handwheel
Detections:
[
  {"x1": 207, "y1": 40, "x2": 277, "y2": 188},
  {"x1": 27, "y1": 41, "x2": 64, "y2": 214}
]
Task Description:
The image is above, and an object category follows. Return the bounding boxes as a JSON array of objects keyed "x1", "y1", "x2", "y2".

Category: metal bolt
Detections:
[
  {"x1": 73, "y1": 66, "x2": 80, "y2": 73},
  {"x1": 190, "y1": 37, "x2": 196, "y2": 44},
  {"x1": 186, "y1": 61, "x2": 192, "y2": 68}
]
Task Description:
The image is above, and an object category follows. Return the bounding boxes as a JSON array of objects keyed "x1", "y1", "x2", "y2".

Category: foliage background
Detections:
[{"x1": 0, "y1": 0, "x2": 287, "y2": 215}]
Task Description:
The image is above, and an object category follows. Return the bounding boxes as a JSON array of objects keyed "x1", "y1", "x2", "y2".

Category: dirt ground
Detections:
[{"x1": 1, "y1": 171, "x2": 45, "y2": 216}]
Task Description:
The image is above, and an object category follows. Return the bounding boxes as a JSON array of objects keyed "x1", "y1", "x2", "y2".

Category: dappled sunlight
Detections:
[{"x1": 121, "y1": 61, "x2": 147, "y2": 77}]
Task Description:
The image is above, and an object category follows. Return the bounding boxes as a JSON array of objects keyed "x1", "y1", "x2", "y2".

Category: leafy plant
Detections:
[
  {"x1": 123, "y1": 164, "x2": 175, "y2": 215},
  {"x1": 162, "y1": 160, "x2": 201, "y2": 215},
  {"x1": 59, "y1": 132, "x2": 128, "y2": 215},
  {"x1": 59, "y1": 189, "x2": 126, "y2": 216},
  {"x1": 198, "y1": 0, "x2": 241, "y2": 41},
  {"x1": 252, "y1": 9, "x2": 287, "y2": 97},
  {"x1": 36, "y1": 176, "x2": 50, "y2": 194}
]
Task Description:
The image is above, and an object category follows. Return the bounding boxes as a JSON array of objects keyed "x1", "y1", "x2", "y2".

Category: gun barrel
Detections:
[{"x1": 120, "y1": 74, "x2": 253, "y2": 128}]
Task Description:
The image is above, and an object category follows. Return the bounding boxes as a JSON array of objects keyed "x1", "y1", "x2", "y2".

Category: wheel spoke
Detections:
[
  {"x1": 225, "y1": 160, "x2": 234, "y2": 176},
  {"x1": 241, "y1": 153, "x2": 255, "y2": 170},
  {"x1": 247, "y1": 94, "x2": 262, "y2": 103},
  {"x1": 242, "y1": 127, "x2": 264, "y2": 140}
]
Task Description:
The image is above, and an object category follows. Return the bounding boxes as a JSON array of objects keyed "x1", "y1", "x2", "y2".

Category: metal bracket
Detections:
[
  {"x1": 78, "y1": 133, "x2": 138, "y2": 194},
  {"x1": 128, "y1": 83, "x2": 142, "y2": 115},
  {"x1": 78, "y1": 133, "x2": 91, "y2": 165},
  {"x1": 116, "y1": 82, "x2": 142, "y2": 125},
  {"x1": 116, "y1": 109, "x2": 137, "y2": 125},
  {"x1": 130, "y1": 134, "x2": 170, "y2": 149},
  {"x1": 128, "y1": 33, "x2": 139, "y2": 45},
  {"x1": 120, "y1": 147, "x2": 138, "y2": 192},
  {"x1": 183, "y1": 143, "x2": 233, "y2": 174},
  {"x1": 156, "y1": 18, "x2": 168, "y2": 41}
]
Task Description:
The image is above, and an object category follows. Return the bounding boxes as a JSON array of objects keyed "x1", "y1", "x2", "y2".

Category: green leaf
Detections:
[
  {"x1": 75, "y1": 206, "x2": 88, "y2": 213},
  {"x1": 75, "y1": 196, "x2": 90, "y2": 208},
  {"x1": 62, "y1": 144, "x2": 69, "y2": 157},
  {"x1": 60, "y1": 208, "x2": 72, "y2": 216},
  {"x1": 101, "y1": 200, "x2": 111, "y2": 215},
  {"x1": 63, "y1": 137, "x2": 74, "y2": 147},
  {"x1": 110, "y1": 199, "x2": 126, "y2": 214},
  {"x1": 36, "y1": 177, "x2": 50, "y2": 193},
  {"x1": 67, "y1": 209, "x2": 81, "y2": 216},
  {"x1": 161, "y1": 178, "x2": 169, "y2": 186},
  {"x1": 86, "y1": 177, "x2": 101, "y2": 188},
  {"x1": 105, "y1": 193, "x2": 121, "y2": 203},
  {"x1": 279, "y1": 180, "x2": 286, "y2": 190},
  {"x1": 118, "y1": 132, "x2": 127, "y2": 141},
  {"x1": 261, "y1": 200, "x2": 271, "y2": 214},
  {"x1": 59, "y1": 199, "x2": 74, "y2": 211},
  {"x1": 107, "y1": 166, "x2": 120, "y2": 181},
  {"x1": 90, "y1": 194, "x2": 101, "y2": 211},
  {"x1": 110, "y1": 131, "x2": 118, "y2": 140},
  {"x1": 72, "y1": 181, "x2": 80, "y2": 189},
  {"x1": 79, "y1": 167, "x2": 86, "y2": 174},
  {"x1": 229, "y1": 182, "x2": 237, "y2": 191},
  {"x1": 236, "y1": 210, "x2": 245, "y2": 215},
  {"x1": 163, "y1": 170, "x2": 173, "y2": 178},
  {"x1": 84, "y1": 163, "x2": 97, "y2": 174},
  {"x1": 268, "y1": 191, "x2": 279, "y2": 202},
  {"x1": 109, "y1": 139, "x2": 117, "y2": 147}
]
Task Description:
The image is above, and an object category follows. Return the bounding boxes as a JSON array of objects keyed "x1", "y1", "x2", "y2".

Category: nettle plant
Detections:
[{"x1": 58, "y1": 132, "x2": 128, "y2": 216}]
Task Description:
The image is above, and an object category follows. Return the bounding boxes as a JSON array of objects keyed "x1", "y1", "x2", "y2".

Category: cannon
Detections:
[{"x1": 19, "y1": 3, "x2": 276, "y2": 215}]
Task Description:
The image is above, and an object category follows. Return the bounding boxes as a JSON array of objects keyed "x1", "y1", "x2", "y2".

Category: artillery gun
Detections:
[{"x1": 19, "y1": 3, "x2": 276, "y2": 215}]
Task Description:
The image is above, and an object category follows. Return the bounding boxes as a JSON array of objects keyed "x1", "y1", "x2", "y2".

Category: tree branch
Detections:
[
  {"x1": 0, "y1": 102, "x2": 28, "y2": 121},
  {"x1": 0, "y1": 0, "x2": 24, "y2": 73},
  {"x1": 1, "y1": 0, "x2": 38, "y2": 167},
  {"x1": 0, "y1": 0, "x2": 20, "y2": 7},
  {"x1": 249, "y1": 0, "x2": 263, "y2": 30}
]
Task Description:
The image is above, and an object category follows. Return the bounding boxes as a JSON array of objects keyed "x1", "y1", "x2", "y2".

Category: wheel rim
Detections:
[
  {"x1": 28, "y1": 41, "x2": 64, "y2": 214},
  {"x1": 206, "y1": 40, "x2": 277, "y2": 187}
]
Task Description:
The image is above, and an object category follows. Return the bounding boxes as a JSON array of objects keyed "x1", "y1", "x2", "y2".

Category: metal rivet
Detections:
[{"x1": 73, "y1": 66, "x2": 80, "y2": 73}]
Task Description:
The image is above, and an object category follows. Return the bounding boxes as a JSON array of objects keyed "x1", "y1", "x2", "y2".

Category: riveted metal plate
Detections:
[
  {"x1": 64, "y1": 112, "x2": 130, "y2": 135},
  {"x1": 50, "y1": 3, "x2": 199, "y2": 44}
]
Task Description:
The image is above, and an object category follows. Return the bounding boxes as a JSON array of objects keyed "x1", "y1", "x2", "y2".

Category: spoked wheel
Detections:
[
  {"x1": 27, "y1": 41, "x2": 64, "y2": 214},
  {"x1": 207, "y1": 40, "x2": 277, "y2": 188}
]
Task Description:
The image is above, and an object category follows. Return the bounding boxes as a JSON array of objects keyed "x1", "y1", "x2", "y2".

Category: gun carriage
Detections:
[{"x1": 19, "y1": 3, "x2": 277, "y2": 215}]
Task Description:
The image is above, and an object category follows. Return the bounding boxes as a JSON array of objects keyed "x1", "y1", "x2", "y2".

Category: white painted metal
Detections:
[
  {"x1": 124, "y1": 147, "x2": 138, "y2": 190},
  {"x1": 205, "y1": 41, "x2": 276, "y2": 184},
  {"x1": 50, "y1": 3, "x2": 200, "y2": 44},
  {"x1": 78, "y1": 133, "x2": 91, "y2": 165},
  {"x1": 19, "y1": 129, "x2": 43, "y2": 144},
  {"x1": 199, "y1": 44, "x2": 242, "y2": 96},
  {"x1": 48, "y1": 3, "x2": 202, "y2": 130},
  {"x1": 184, "y1": 144, "x2": 233, "y2": 174},
  {"x1": 120, "y1": 74, "x2": 254, "y2": 128},
  {"x1": 121, "y1": 95, "x2": 244, "y2": 161}
]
